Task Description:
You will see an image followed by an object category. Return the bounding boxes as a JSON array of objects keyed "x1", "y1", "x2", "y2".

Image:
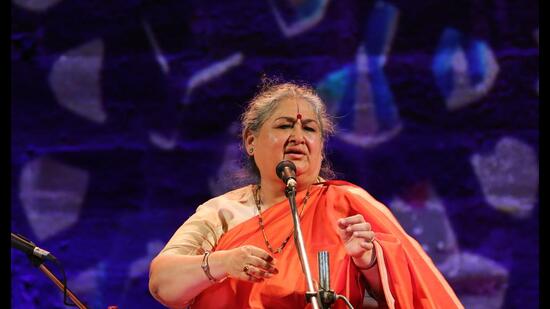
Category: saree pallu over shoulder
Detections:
[{"x1": 190, "y1": 181, "x2": 463, "y2": 309}]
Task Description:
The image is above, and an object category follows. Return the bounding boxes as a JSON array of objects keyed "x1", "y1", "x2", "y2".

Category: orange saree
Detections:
[{"x1": 190, "y1": 181, "x2": 463, "y2": 308}]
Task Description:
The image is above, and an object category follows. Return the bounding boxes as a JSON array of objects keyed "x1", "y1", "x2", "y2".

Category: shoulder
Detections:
[
  {"x1": 324, "y1": 180, "x2": 394, "y2": 212},
  {"x1": 196, "y1": 185, "x2": 254, "y2": 212},
  {"x1": 323, "y1": 180, "x2": 378, "y2": 201}
]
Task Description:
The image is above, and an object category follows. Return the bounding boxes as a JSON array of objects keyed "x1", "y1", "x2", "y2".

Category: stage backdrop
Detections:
[{"x1": 11, "y1": 1, "x2": 538, "y2": 308}]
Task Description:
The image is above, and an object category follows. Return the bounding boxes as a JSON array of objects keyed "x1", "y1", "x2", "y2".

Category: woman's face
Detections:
[{"x1": 247, "y1": 97, "x2": 323, "y2": 188}]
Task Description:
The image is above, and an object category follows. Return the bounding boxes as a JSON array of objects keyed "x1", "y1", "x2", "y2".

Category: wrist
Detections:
[
  {"x1": 202, "y1": 250, "x2": 228, "y2": 282},
  {"x1": 210, "y1": 250, "x2": 230, "y2": 280},
  {"x1": 352, "y1": 247, "x2": 377, "y2": 270}
]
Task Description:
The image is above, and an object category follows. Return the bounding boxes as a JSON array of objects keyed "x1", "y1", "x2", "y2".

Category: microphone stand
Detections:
[
  {"x1": 37, "y1": 262, "x2": 88, "y2": 309},
  {"x1": 14, "y1": 239, "x2": 88, "y2": 309},
  {"x1": 285, "y1": 186, "x2": 322, "y2": 309},
  {"x1": 285, "y1": 187, "x2": 354, "y2": 309}
]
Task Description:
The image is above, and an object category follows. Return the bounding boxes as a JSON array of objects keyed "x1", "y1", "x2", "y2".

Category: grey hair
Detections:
[{"x1": 240, "y1": 81, "x2": 336, "y2": 180}]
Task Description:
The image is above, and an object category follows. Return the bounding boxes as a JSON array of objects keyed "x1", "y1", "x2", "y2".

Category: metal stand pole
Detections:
[{"x1": 286, "y1": 187, "x2": 321, "y2": 309}]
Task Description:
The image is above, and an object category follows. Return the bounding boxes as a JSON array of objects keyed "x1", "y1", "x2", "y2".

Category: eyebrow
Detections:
[{"x1": 274, "y1": 116, "x2": 319, "y2": 125}]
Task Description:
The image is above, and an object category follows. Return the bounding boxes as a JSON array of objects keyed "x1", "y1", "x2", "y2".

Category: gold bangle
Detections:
[{"x1": 200, "y1": 251, "x2": 219, "y2": 282}]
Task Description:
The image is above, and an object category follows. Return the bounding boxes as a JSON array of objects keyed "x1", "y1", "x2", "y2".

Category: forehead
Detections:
[{"x1": 270, "y1": 97, "x2": 316, "y2": 118}]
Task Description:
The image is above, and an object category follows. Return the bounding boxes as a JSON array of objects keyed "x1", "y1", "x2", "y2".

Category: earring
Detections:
[{"x1": 249, "y1": 147, "x2": 254, "y2": 155}]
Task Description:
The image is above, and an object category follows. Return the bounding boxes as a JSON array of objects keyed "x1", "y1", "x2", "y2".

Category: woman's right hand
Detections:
[{"x1": 221, "y1": 245, "x2": 279, "y2": 282}]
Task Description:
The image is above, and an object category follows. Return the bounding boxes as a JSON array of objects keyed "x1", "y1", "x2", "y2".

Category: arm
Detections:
[
  {"x1": 337, "y1": 215, "x2": 385, "y2": 305},
  {"x1": 149, "y1": 250, "x2": 227, "y2": 308},
  {"x1": 352, "y1": 246, "x2": 384, "y2": 303},
  {"x1": 149, "y1": 246, "x2": 278, "y2": 308}
]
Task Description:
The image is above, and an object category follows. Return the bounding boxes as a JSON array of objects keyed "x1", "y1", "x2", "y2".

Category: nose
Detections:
[{"x1": 288, "y1": 123, "x2": 305, "y2": 144}]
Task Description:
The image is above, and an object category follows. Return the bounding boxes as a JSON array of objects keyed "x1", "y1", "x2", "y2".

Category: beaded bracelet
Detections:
[{"x1": 201, "y1": 251, "x2": 219, "y2": 282}]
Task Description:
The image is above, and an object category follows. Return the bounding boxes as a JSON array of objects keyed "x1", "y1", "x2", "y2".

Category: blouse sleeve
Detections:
[
  {"x1": 157, "y1": 186, "x2": 255, "y2": 256},
  {"x1": 159, "y1": 202, "x2": 223, "y2": 256}
]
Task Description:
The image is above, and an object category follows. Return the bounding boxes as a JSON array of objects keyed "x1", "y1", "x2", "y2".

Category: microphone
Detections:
[
  {"x1": 11, "y1": 233, "x2": 56, "y2": 262},
  {"x1": 276, "y1": 160, "x2": 297, "y2": 188}
]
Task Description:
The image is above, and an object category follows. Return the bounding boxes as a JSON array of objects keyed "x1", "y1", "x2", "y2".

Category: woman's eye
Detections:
[
  {"x1": 277, "y1": 124, "x2": 293, "y2": 129},
  {"x1": 304, "y1": 126, "x2": 317, "y2": 132}
]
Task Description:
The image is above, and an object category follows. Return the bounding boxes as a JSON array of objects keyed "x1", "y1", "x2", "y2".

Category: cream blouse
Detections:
[{"x1": 160, "y1": 185, "x2": 257, "y2": 256}]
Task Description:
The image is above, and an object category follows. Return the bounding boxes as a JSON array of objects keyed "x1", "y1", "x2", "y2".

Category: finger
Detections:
[
  {"x1": 246, "y1": 246, "x2": 276, "y2": 264},
  {"x1": 247, "y1": 256, "x2": 279, "y2": 274},
  {"x1": 241, "y1": 265, "x2": 263, "y2": 282},
  {"x1": 352, "y1": 231, "x2": 375, "y2": 242},
  {"x1": 346, "y1": 222, "x2": 372, "y2": 233},
  {"x1": 243, "y1": 273, "x2": 264, "y2": 283},
  {"x1": 245, "y1": 264, "x2": 274, "y2": 280},
  {"x1": 338, "y1": 214, "x2": 365, "y2": 228},
  {"x1": 360, "y1": 241, "x2": 374, "y2": 250}
]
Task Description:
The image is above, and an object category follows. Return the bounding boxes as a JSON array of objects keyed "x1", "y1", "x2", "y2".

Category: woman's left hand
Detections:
[{"x1": 337, "y1": 214, "x2": 376, "y2": 267}]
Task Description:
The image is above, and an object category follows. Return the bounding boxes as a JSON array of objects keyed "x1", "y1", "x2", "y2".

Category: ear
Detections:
[{"x1": 244, "y1": 130, "x2": 256, "y2": 150}]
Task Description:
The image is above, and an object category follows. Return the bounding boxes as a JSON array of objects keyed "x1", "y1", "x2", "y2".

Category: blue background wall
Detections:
[{"x1": 11, "y1": 1, "x2": 538, "y2": 308}]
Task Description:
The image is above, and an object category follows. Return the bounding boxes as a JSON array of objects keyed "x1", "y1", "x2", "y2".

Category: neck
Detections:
[
  {"x1": 258, "y1": 179, "x2": 287, "y2": 208},
  {"x1": 258, "y1": 176, "x2": 314, "y2": 208}
]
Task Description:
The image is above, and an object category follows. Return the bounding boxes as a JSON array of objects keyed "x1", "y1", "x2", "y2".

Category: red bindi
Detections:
[{"x1": 296, "y1": 113, "x2": 302, "y2": 120}]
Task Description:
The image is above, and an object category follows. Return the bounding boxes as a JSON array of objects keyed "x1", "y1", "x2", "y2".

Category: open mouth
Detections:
[{"x1": 284, "y1": 148, "x2": 306, "y2": 158}]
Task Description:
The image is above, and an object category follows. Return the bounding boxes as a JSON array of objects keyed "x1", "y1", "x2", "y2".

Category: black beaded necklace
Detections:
[{"x1": 253, "y1": 184, "x2": 311, "y2": 254}]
